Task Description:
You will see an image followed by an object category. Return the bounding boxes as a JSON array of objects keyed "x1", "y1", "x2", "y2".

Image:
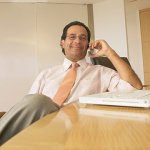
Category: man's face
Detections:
[{"x1": 61, "y1": 25, "x2": 89, "y2": 62}]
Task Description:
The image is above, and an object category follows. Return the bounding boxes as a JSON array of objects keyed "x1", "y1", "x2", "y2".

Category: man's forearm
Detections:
[{"x1": 108, "y1": 50, "x2": 143, "y2": 90}]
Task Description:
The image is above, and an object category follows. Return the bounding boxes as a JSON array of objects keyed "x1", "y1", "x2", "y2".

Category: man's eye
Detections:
[
  {"x1": 81, "y1": 36, "x2": 86, "y2": 40},
  {"x1": 69, "y1": 36, "x2": 76, "y2": 40}
]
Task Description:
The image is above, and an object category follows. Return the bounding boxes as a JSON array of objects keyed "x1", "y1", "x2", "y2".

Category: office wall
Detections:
[
  {"x1": 125, "y1": 0, "x2": 150, "y2": 83},
  {"x1": 93, "y1": 0, "x2": 128, "y2": 57},
  {"x1": 0, "y1": 3, "x2": 88, "y2": 111}
]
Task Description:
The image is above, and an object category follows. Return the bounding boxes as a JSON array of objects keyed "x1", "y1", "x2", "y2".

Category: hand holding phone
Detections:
[{"x1": 88, "y1": 48, "x2": 99, "y2": 56}]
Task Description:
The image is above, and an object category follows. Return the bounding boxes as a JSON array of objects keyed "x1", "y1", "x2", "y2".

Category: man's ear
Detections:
[
  {"x1": 87, "y1": 43, "x2": 89, "y2": 49},
  {"x1": 60, "y1": 40, "x2": 65, "y2": 55},
  {"x1": 60, "y1": 40, "x2": 64, "y2": 48}
]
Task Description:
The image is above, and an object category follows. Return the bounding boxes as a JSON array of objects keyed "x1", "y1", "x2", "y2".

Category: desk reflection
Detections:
[{"x1": 79, "y1": 107, "x2": 150, "y2": 122}]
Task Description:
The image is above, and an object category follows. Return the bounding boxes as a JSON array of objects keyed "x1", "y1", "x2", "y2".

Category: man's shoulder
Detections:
[
  {"x1": 39, "y1": 64, "x2": 63, "y2": 75},
  {"x1": 88, "y1": 63, "x2": 117, "y2": 72}
]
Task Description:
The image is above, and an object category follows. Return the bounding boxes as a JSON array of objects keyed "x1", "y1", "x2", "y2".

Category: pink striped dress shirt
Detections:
[{"x1": 29, "y1": 58, "x2": 134, "y2": 104}]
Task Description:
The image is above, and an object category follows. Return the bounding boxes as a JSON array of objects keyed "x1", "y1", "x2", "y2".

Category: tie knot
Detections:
[{"x1": 72, "y1": 63, "x2": 79, "y2": 68}]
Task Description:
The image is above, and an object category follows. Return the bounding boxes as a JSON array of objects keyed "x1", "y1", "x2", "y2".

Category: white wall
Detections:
[
  {"x1": 125, "y1": 0, "x2": 150, "y2": 83},
  {"x1": 0, "y1": 3, "x2": 88, "y2": 111},
  {"x1": 93, "y1": 0, "x2": 128, "y2": 56}
]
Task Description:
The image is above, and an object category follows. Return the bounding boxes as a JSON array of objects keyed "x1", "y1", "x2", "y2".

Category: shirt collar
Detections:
[{"x1": 63, "y1": 57, "x2": 88, "y2": 71}]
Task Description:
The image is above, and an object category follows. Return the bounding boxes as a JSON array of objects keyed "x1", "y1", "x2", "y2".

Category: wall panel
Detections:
[{"x1": 0, "y1": 3, "x2": 88, "y2": 111}]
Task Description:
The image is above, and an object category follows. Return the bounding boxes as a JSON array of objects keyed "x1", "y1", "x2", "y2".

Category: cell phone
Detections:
[{"x1": 88, "y1": 48, "x2": 99, "y2": 55}]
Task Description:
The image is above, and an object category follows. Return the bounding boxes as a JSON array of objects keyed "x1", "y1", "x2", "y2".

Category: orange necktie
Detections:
[{"x1": 53, "y1": 63, "x2": 79, "y2": 106}]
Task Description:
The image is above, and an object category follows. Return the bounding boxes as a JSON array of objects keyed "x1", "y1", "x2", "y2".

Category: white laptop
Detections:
[{"x1": 79, "y1": 90, "x2": 150, "y2": 108}]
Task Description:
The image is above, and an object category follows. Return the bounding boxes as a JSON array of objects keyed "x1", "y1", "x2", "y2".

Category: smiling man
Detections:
[
  {"x1": 0, "y1": 21, "x2": 142, "y2": 145},
  {"x1": 61, "y1": 25, "x2": 88, "y2": 61}
]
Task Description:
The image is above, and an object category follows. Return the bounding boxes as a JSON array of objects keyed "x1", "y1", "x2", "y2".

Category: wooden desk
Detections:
[{"x1": 1, "y1": 102, "x2": 150, "y2": 150}]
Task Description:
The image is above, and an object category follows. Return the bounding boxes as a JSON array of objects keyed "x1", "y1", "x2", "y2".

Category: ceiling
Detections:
[{"x1": 0, "y1": 0, "x2": 104, "y2": 4}]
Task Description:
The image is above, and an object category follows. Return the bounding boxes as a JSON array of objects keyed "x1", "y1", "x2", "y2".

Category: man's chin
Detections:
[{"x1": 72, "y1": 54, "x2": 86, "y2": 61}]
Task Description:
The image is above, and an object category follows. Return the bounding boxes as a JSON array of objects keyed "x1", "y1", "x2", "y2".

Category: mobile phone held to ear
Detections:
[{"x1": 88, "y1": 48, "x2": 99, "y2": 55}]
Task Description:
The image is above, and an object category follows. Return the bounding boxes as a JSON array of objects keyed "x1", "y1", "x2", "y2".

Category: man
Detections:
[{"x1": 0, "y1": 21, "x2": 142, "y2": 145}]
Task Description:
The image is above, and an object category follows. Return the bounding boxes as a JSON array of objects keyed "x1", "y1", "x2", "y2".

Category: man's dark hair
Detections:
[{"x1": 61, "y1": 21, "x2": 91, "y2": 54}]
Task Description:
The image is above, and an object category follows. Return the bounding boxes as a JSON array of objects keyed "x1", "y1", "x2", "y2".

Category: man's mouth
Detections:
[{"x1": 73, "y1": 46, "x2": 82, "y2": 49}]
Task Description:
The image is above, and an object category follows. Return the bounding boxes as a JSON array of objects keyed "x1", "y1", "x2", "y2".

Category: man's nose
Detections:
[{"x1": 74, "y1": 36, "x2": 81, "y2": 42}]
